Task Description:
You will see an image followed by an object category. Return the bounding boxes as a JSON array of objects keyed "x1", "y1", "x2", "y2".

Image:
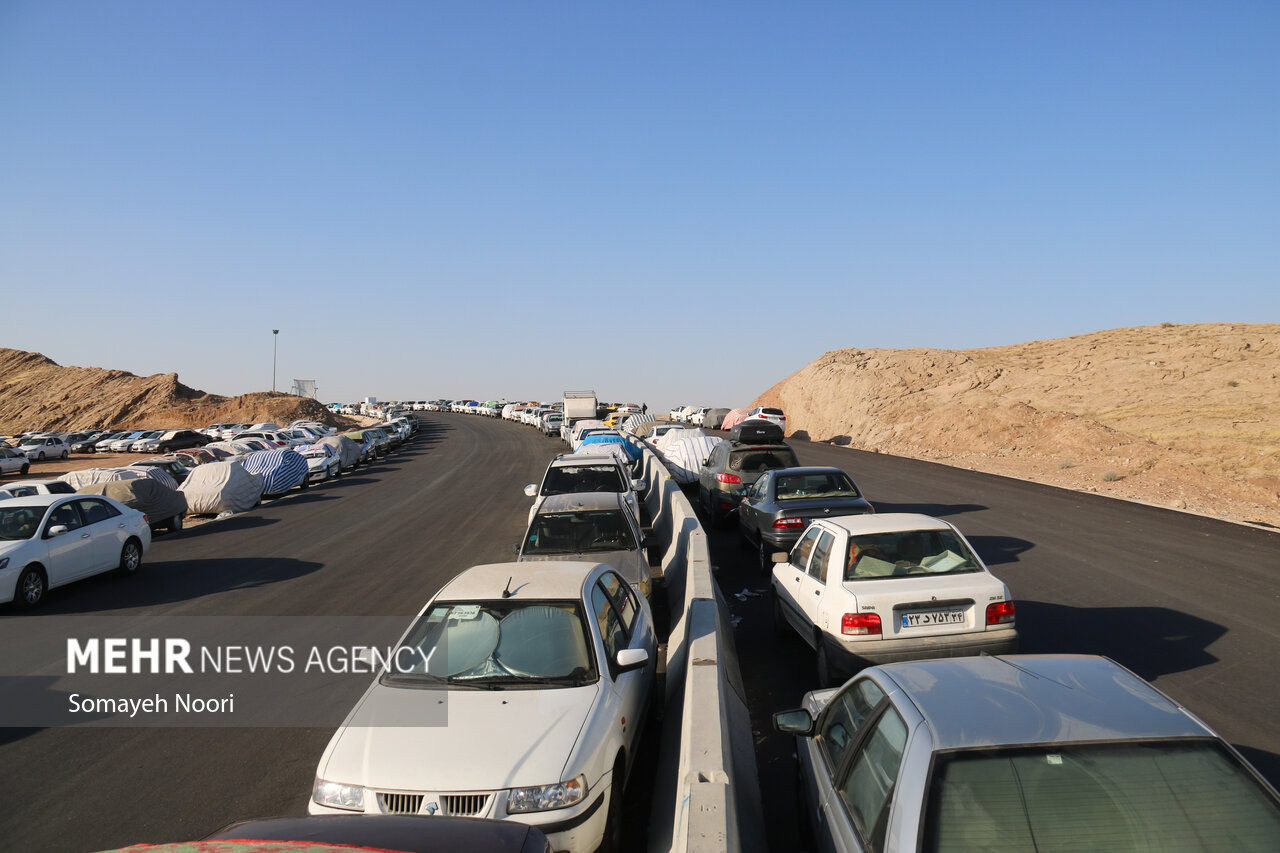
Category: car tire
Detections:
[
  {"x1": 816, "y1": 634, "x2": 836, "y2": 689},
  {"x1": 36, "y1": 452, "x2": 45, "y2": 461},
  {"x1": 19, "y1": 464, "x2": 28, "y2": 476},
  {"x1": 597, "y1": 755, "x2": 627, "y2": 853},
  {"x1": 169, "y1": 514, "x2": 183, "y2": 533},
  {"x1": 773, "y1": 592, "x2": 791, "y2": 638},
  {"x1": 117, "y1": 539, "x2": 143, "y2": 575},
  {"x1": 16, "y1": 566, "x2": 46, "y2": 608}
]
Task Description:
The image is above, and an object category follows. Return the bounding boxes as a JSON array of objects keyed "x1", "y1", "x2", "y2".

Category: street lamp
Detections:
[{"x1": 272, "y1": 330, "x2": 279, "y2": 392}]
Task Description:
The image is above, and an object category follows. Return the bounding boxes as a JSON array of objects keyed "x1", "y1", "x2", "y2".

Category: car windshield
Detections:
[
  {"x1": 541, "y1": 465, "x2": 626, "y2": 496},
  {"x1": 524, "y1": 509, "x2": 637, "y2": 555},
  {"x1": 775, "y1": 472, "x2": 859, "y2": 500},
  {"x1": 924, "y1": 740, "x2": 1280, "y2": 852},
  {"x1": 381, "y1": 600, "x2": 596, "y2": 689},
  {"x1": 0, "y1": 506, "x2": 45, "y2": 540},
  {"x1": 845, "y1": 529, "x2": 982, "y2": 580}
]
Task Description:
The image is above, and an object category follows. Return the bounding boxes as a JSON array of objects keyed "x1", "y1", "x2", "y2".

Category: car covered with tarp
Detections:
[
  {"x1": 660, "y1": 431, "x2": 727, "y2": 484},
  {"x1": 621, "y1": 412, "x2": 657, "y2": 435},
  {"x1": 179, "y1": 461, "x2": 265, "y2": 515},
  {"x1": 316, "y1": 434, "x2": 362, "y2": 470},
  {"x1": 720, "y1": 407, "x2": 750, "y2": 430},
  {"x1": 77, "y1": 477, "x2": 188, "y2": 533},
  {"x1": 241, "y1": 448, "x2": 308, "y2": 496},
  {"x1": 58, "y1": 467, "x2": 152, "y2": 491},
  {"x1": 703, "y1": 407, "x2": 732, "y2": 430},
  {"x1": 577, "y1": 431, "x2": 642, "y2": 464}
]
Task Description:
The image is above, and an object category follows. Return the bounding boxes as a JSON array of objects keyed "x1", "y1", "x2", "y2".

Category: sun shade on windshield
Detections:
[{"x1": 844, "y1": 529, "x2": 980, "y2": 580}]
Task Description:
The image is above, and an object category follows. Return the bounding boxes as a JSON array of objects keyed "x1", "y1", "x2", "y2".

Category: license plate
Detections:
[{"x1": 901, "y1": 609, "x2": 966, "y2": 628}]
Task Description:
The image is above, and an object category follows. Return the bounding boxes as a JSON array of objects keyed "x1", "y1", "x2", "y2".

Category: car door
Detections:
[
  {"x1": 590, "y1": 573, "x2": 652, "y2": 760},
  {"x1": 797, "y1": 529, "x2": 837, "y2": 637},
  {"x1": 41, "y1": 500, "x2": 98, "y2": 584},
  {"x1": 820, "y1": 699, "x2": 909, "y2": 853},
  {"x1": 776, "y1": 526, "x2": 823, "y2": 637},
  {"x1": 75, "y1": 498, "x2": 126, "y2": 570}
]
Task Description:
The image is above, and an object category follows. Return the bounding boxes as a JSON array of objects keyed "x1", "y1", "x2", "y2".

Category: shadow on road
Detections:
[
  {"x1": 870, "y1": 501, "x2": 988, "y2": 517},
  {"x1": 22, "y1": 558, "x2": 325, "y2": 614},
  {"x1": 967, "y1": 534, "x2": 1035, "y2": 565},
  {"x1": 1015, "y1": 600, "x2": 1225, "y2": 681}
]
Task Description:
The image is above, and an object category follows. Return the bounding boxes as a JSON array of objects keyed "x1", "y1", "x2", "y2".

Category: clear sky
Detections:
[{"x1": 2, "y1": 1, "x2": 1276, "y2": 415}]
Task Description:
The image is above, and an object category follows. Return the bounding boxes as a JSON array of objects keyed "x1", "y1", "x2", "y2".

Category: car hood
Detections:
[
  {"x1": 320, "y1": 682, "x2": 600, "y2": 791},
  {"x1": 0, "y1": 538, "x2": 37, "y2": 557}
]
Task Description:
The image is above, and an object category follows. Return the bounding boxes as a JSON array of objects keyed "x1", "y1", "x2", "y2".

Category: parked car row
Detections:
[{"x1": 308, "y1": 407, "x2": 658, "y2": 853}]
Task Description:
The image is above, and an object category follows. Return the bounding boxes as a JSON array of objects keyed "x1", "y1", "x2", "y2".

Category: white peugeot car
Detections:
[
  {"x1": 0, "y1": 494, "x2": 151, "y2": 607},
  {"x1": 310, "y1": 561, "x2": 656, "y2": 853}
]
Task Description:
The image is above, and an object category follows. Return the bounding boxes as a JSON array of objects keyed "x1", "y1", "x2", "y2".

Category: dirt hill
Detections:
[
  {"x1": 0, "y1": 349, "x2": 353, "y2": 433},
  {"x1": 753, "y1": 323, "x2": 1280, "y2": 529}
]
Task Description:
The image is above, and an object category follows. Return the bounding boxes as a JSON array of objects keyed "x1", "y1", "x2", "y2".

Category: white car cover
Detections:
[
  {"x1": 662, "y1": 433, "x2": 726, "y2": 484},
  {"x1": 316, "y1": 435, "x2": 361, "y2": 469},
  {"x1": 621, "y1": 413, "x2": 656, "y2": 435},
  {"x1": 179, "y1": 461, "x2": 265, "y2": 515},
  {"x1": 655, "y1": 426, "x2": 707, "y2": 453},
  {"x1": 58, "y1": 467, "x2": 150, "y2": 490}
]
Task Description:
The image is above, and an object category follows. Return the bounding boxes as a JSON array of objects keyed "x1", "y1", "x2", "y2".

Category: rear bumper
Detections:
[{"x1": 823, "y1": 627, "x2": 1019, "y2": 676}]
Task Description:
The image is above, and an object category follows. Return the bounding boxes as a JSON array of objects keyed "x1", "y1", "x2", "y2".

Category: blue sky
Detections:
[{"x1": 2, "y1": 2, "x2": 1276, "y2": 414}]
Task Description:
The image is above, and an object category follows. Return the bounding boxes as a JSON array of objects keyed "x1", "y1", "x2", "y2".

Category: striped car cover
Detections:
[
  {"x1": 621, "y1": 413, "x2": 656, "y2": 435},
  {"x1": 662, "y1": 434, "x2": 726, "y2": 484},
  {"x1": 241, "y1": 449, "x2": 308, "y2": 496}
]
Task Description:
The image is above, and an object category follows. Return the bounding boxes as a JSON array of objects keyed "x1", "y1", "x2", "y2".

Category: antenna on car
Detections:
[{"x1": 502, "y1": 576, "x2": 514, "y2": 598}]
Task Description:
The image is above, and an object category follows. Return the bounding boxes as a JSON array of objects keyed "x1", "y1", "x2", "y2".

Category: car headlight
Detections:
[
  {"x1": 507, "y1": 775, "x2": 587, "y2": 813},
  {"x1": 312, "y1": 778, "x2": 364, "y2": 811}
]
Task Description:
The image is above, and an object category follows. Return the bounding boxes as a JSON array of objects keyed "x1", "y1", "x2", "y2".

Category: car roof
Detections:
[
  {"x1": 551, "y1": 453, "x2": 622, "y2": 468},
  {"x1": 0, "y1": 494, "x2": 76, "y2": 508},
  {"x1": 873, "y1": 655, "x2": 1210, "y2": 749},
  {"x1": 536, "y1": 492, "x2": 625, "y2": 514},
  {"x1": 817, "y1": 512, "x2": 952, "y2": 535},
  {"x1": 435, "y1": 560, "x2": 608, "y2": 601}
]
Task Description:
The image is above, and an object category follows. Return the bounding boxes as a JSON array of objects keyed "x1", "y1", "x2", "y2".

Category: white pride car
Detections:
[
  {"x1": 310, "y1": 561, "x2": 657, "y2": 853},
  {"x1": 0, "y1": 494, "x2": 151, "y2": 607}
]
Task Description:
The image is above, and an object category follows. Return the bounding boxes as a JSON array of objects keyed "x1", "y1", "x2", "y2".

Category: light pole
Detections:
[{"x1": 272, "y1": 330, "x2": 279, "y2": 392}]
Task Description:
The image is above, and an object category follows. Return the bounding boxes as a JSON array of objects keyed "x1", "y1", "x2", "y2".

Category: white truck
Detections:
[{"x1": 561, "y1": 390, "x2": 598, "y2": 440}]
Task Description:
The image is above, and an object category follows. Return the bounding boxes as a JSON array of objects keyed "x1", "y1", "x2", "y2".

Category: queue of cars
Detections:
[{"x1": 308, "y1": 411, "x2": 659, "y2": 853}]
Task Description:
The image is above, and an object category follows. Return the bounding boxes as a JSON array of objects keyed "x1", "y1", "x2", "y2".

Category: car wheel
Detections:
[
  {"x1": 816, "y1": 634, "x2": 836, "y2": 689},
  {"x1": 36, "y1": 452, "x2": 45, "y2": 461},
  {"x1": 60, "y1": 450, "x2": 68, "y2": 459},
  {"x1": 773, "y1": 591, "x2": 791, "y2": 638},
  {"x1": 117, "y1": 539, "x2": 142, "y2": 575},
  {"x1": 16, "y1": 566, "x2": 46, "y2": 608},
  {"x1": 169, "y1": 514, "x2": 183, "y2": 533},
  {"x1": 597, "y1": 755, "x2": 627, "y2": 853},
  {"x1": 19, "y1": 464, "x2": 28, "y2": 476}
]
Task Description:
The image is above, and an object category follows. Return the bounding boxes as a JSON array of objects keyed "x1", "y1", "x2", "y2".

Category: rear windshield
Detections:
[
  {"x1": 845, "y1": 529, "x2": 981, "y2": 580},
  {"x1": 924, "y1": 740, "x2": 1280, "y2": 852},
  {"x1": 728, "y1": 447, "x2": 799, "y2": 474},
  {"x1": 775, "y1": 472, "x2": 859, "y2": 500},
  {"x1": 761, "y1": 408, "x2": 784, "y2": 416}
]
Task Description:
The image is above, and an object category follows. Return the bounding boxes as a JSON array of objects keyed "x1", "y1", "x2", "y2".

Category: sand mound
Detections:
[
  {"x1": 753, "y1": 323, "x2": 1279, "y2": 528},
  {"x1": 0, "y1": 349, "x2": 353, "y2": 434}
]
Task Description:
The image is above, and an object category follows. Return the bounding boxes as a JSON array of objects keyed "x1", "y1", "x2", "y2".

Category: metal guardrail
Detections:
[{"x1": 640, "y1": 449, "x2": 765, "y2": 853}]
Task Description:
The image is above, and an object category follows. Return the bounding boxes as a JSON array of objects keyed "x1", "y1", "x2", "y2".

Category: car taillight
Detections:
[
  {"x1": 142, "y1": 514, "x2": 149, "y2": 525},
  {"x1": 986, "y1": 601, "x2": 1016, "y2": 626},
  {"x1": 842, "y1": 613, "x2": 881, "y2": 636},
  {"x1": 715, "y1": 472, "x2": 742, "y2": 484},
  {"x1": 772, "y1": 517, "x2": 806, "y2": 529}
]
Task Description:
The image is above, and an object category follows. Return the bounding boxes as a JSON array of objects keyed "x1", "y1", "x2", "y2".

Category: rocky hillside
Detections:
[
  {"x1": 0, "y1": 349, "x2": 351, "y2": 433},
  {"x1": 753, "y1": 324, "x2": 1280, "y2": 528}
]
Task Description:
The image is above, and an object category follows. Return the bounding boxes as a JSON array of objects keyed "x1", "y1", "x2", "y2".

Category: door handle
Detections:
[
  {"x1": 81, "y1": 533, "x2": 91, "y2": 539},
  {"x1": 814, "y1": 590, "x2": 820, "y2": 596}
]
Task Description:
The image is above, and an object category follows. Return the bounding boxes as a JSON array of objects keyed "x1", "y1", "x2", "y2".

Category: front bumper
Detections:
[{"x1": 822, "y1": 627, "x2": 1019, "y2": 679}]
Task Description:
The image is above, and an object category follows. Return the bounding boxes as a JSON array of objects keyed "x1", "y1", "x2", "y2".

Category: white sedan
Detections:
[
  {"x1": 0, "y1": 494, "x2": 151, "y2": 607},
  {"x1": 16, "y1": 436, "x2": 70, "y2": 461},
  {"x1": 298, "y1": 444, "x2": 341, "y2": 482},
  {"x1": 310, "y1": 561, "x2": 656, "y2": 853},
  {"x1": 0, "y1": 445, "x2": 30, "y2": 476}
]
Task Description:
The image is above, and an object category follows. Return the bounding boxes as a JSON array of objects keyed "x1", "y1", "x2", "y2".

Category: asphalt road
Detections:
[
  {"x1": 710, "y1": 433, "x2": 1280, "y2": 852},
  {"x1": 2, "y1": 416, "x2": 1277, "y2": 852}
]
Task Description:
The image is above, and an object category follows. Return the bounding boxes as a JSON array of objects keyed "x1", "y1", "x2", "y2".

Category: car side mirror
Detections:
[
  {"x1": 631, "y1": 479, "x2": 647, "y2": 492},
  {"x1": 615, "y1": 648, "x2": 649, "y2": 674},
  {"x1": 47, "y1": 525, "x2": 70, "y2": 538},
  {"x1": 772, "y1": 551, "x2": 788, "y2": 563},
  {"x1": 523, "y1": 484, "x2": 538, "y2": 497},
  {"x1": 773, "y1": 709, "x2": 815, "y2": 735}
]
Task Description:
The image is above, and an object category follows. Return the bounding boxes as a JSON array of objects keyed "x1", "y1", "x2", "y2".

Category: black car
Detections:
[
  {"x1": 737, "y1": 466, "x2": 874, "y2": 571},
  {"x1": 697, "y1": 421, "x2": 799, "y2": 527},
  {"x1": 153, "y1": 429, "x2": 212, "y2": 452}
]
